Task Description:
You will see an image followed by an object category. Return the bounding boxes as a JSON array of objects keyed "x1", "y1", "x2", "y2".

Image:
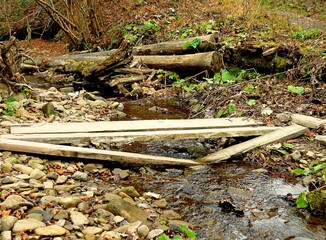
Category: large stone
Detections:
[
  {"x1": 12, "y1": 164, "x2": 33, "y2": 174},
  {"x1": 30, "y1": 168, "x2": 46, "y2": 179},
  {"x1": 0, "y1": 195, "x2": 34, "y2": 210},
  {"x1": 82, "y1": 226, "x2": 103, "y2": 235},
  {"x1": 72, "y1": 171, "x2": 88, "y2": 181},
  {"x1": 12, "y1": 219, "x2": 45, "y2": 232},
  {"x1": 1, "y1": 231, "x2": 12, "y2": 240},
  {"x1": 1, "y1": 216, "x2": 18, "y2": 231},
  {"x1": 58, "y1": 196, "x2": 81, "y2": 208},
  {"x1": 70, "y1": 211, "x2": 89, "y2": 225},
  {"x1": 35, "y1": 225, "x2": 67, "y2": 236},
  {"x1": 118, "y1": 186, "x2": 140, "y2": 198},
  {"x1": 106, "y1": 198, "x2": 150, "y2": 225}
]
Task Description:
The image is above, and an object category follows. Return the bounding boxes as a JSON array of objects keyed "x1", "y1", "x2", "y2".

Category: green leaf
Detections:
[
  {"x1": 313, "y1": 162, "x2": 326, "y2": 172},
  {"x1": 159, "y1": 234, "x2": 171, "y2": 240},
  {"x1": 172, "y1": 236, "x2": 183, "y2": 240},
  {"x1": 246, "y1": 99, "x2": 256, "y2": 106},
  {"x1": 180, "y1": 225, "x2": 197, "y2": 239},
  {"x1": 276, "y1": 149, "x2": 288, "y2": 155},
  {"x1": 288, "y1": 85, "x2": 305, "y2": 96},
  {"x1": 183, "y1": 84, "x2": 197, "y2": 92},
  {"x1": 227, "y1": 103, "x2": 236, "y2": 114},
  {"x1": 221, "y1": 69, "x2": 234, "y2": 82},
  {"x1": 296, "y1": 191, "x2": 309, "y2": 209},
  {"x1": 282, "y1": 143, "x2": 294, "y2": 150},
  {"x1": 172, "y1": 79, "x2": 186, "y2": 87},
  {"x1": 291, "y1": 168, "x2": 311, "y2": 175},
  {"x1": 215, "y1": 109, "x2": 226, "y2": 118},
  {"x1": 183, "y1": 38, "x2": 201, "y2": 49},
  {"x1": 243, "y1": 83, "x2": 255, "y2": 94}
]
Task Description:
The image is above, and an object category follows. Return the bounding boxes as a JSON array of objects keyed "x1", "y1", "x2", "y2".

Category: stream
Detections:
[{"x1": 24, "y1": 77, "x2": 326, "y2": 239}]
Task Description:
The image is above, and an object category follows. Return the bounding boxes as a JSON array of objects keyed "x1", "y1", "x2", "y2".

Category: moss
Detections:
[
  {"x1": 307, "y1": 190, "x2": 326, "y2": 214},
  {"x1": 273, "y1": 55, "x2": 289, "y2": 70}
]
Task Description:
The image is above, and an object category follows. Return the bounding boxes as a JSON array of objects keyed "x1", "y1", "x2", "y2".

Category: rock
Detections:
[
  {"x1": 100, "y1": 231, "x2": 121, "y2": 240},
  {"x1": 114, "y1": 221, "x2": 142, "y2": 233},
  {"x1": 44, "y1": 181, "x2": 54, "y2": 189},
  {"x1": 1, "y1": 162, "x2": 12, "y2": 172},
  {"x1": 70, "y1": 211, "x2": 89, "y2": 225},
  {"x1": 1, "y1": 231, "x2": 12, "y2": 240},
  {"x1": 113, "y1": 216, "x2": 125, "y2": 224},
  {"x1": 276, "y1": 113, "x2": 291, "y2": 123},
  {"x1": 54, "y1": 184, "x2": 75, "y2": 193},
  {"x1": 12, "y1": 219, "x2": 45, "y2": 232},
  {"x1": 30, "y1": 168, "x2": 46, "y2": 179},
  {"x1": 291, "y1": 150, "x2": 302, "y2": 161},
  {"x1": 35, "y1": 225, "x2": 67, "y2": 236},
  {"x1": 0, "y1": 195, "x2": 34, "y2": 210},
  {"x1": 27, "y1": 213, "x2": 44, "y2": 222},
  {"x1": 228, "y1": 187, "x2": 252, "y2": 199},
  {"x1": 82, "y1": 226, "x2": 103, "y2": 235},
  {"x1": 78, "y1": 201, "x2": 90, "y2": 212},
  {"x1": 138, "y1": 224, "x2": 149, "y2": 238},
  {"x1": 168, "y1": 219, "x2": 191, "y2": 230},
  {"x1": 306, "y1": 151, "x2": 315, "y2": 158},
  {"x1": 56, "y1": 175, "x2": 68, "y2": 184},
  {"x1": 104, "y1": 193, "x2": 122, "y2": 202},
  {"x1": 153, "y1": 199, "x2": 168, "y2": 208},
  {"x1": 1, "y1": 176, "x2": 15, "y2": 184},
  {"x1": 12, "y1": 164, "x2": 33, "y2": 174},
  {"x1": 58, "y1": 196, "x2": 81, "y2": 208},
  {"x1": 47, "y1": 171, "x2": 59, "y2": 180},
  {"x1": 1, "y1": 216, "x2": 18, "y2": 231},
  {"x1": 147, "y1": 229, "x2": 164, "y2": 239},
  {"x1": 106, "y1": 198, "x2": 150, "y2": 225},
  {"x1": 54, "y1": 210, "x2": 69, "y2": 220},
  {"x1": 112, "y1": 168, "x2": 129, "y2": 179},
  {"x1": 160, "y1": 210, "x2": 181, "y2": 220},
  {"x1": 72, "y1": 171, "x2": 88, "y2": 181},
  {"x1": 119, "y1": 186, "x2": 140, "y2": 198},
  {"x1": 144, "y1": 192, "x2": 160, "y2": 199},
  {"x1": 83, "y1": 164, "x2": 97, "y2": 172},
  {"x1": 42, "y1": 102, "x2": 55, "y2": 116}
]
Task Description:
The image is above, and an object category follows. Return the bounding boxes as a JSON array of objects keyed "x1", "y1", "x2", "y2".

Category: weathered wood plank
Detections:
[
  {"x1": 3, "y1": 126, "x2": 281, "y2": 144},
  {"x1": 0, "y1": 139, "x2": 199, "y2": 166},
  {"x1": 291, "y1": 113, "x2": 326, "y2": 128},
  {"x1": 198, "y1": 124, "x2": 308, "y2": 164},
  {"x1": 315, "y1": 135, "x2": 326, "y2": 146},
  {"x1": 10, "y1": 118, "x2": 259, "y2": 134}
]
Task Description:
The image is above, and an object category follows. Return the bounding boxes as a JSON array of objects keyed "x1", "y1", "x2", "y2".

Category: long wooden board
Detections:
[
  {"x1": 0, "y1": 139, "x2": 199, "y2": 166},
  {"x1": 3, "y1": 126, "x2": 281, "y2": 144},
  {"x1": 291, "y1": 114, "x2": 326, "y2": 128},
  {"x1": 10, "y1": 118, "x2": 259, "y2": 134},
  {"x1": 198, "y1": 124, "x2": 308, "y2": 164}
]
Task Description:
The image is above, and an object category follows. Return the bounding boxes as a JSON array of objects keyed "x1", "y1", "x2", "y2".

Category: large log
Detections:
[
  {"x1": 132, "y1": 33, "x2": 219, "y2": 55},
  {"x1": 132, "y1": 51, "x2": 222, "y2": 73}
]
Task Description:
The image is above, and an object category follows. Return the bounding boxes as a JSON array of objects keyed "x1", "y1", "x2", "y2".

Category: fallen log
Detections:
[
  {"x1": 198, "y1": 124, "x2": 308, "y2": 164},
  {"x1": 107, "y1": 75, "x2": 145, "y2": 87},
  {"x1": 0, "y1": 139, "x2": 199, "y2": 166},
  {"x1": 132, "y1": 33, "x2": 219, "y2": 55},
  {"x1": 10, "y1": 118, "x2": 260, "y2": 134},
  {"x1": 2, "y1": 126, "x2": 281, "y2": 144},
  {"x1": 132, "y1": 51, "x2": 222, "y2": 73}
]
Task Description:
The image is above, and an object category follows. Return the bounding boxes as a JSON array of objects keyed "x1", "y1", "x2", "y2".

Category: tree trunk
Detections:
[
  {"x1": 132, "y1": 51, "x2": 222, "y2": 73},
  {"x1": 132, "y1": 33, "x2": 220, "y2": 55}
]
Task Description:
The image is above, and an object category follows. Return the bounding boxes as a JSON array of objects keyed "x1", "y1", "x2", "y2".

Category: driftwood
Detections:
[
  {"x1": 2, "y1": 126, "x2": 280, "y2": 144},
  {"x1": 315, "y1": 136, "x2": 326, "y2": 146},
  {"x1": 198, "y1": 124, "x2": 308, "y2": 164},
  {"x1": 107, "y1": 75, "x2": 145, "y2": 87},
  {"x1": 0, "y1": 139, "x2": 199, "y2": 166},
  {"x1": 132, "y1": 51, "x2": 222, "y2": 73},
  {"x1": 132, "y1": 33, "x2": 219, "y2": 55}
]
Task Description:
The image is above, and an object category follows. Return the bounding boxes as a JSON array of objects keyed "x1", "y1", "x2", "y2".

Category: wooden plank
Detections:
[
  {"x1": 198, "y1": 124, "x2": 308, "y2": 164},
  {"x1": 315, "y1": 135, "x2": 326, "y2": 146},
  {"x1": 3, "y1": 126, "x2": 281, "y2": 144},
  {"x1": 0, "y1": 139, "x2": 199, "y2": 166},
  {"x1": 10, "y1": 118, "x2": 259, "y2": 134},
  {"x1": 291, "y1": 114, "x2": 326, "y2": 128}
]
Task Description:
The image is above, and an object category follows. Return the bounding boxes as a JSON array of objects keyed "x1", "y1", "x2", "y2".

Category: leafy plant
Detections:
[
  {"x1": 296, "y1": 190, "x2": 309, "y2": 208},
  {"x1": 292, "y1": 28, "x2": 321, "y2": 40},
  {"x1": 159, "y1": 225, "x2": 200, "y2": 240},
  {"x1": 243, "y1": 83, "x2": 255, "y2": 94},
  {"x1": 268, "y1": 143, "x2": 294, "y2": 155},
  {"x1": 215, "y1": 103, "x2": 236, "y2": 118},
  {"x1": 291, "y1": 162, "x2": 326, "y2": 176},
  {"x1": 287, "y1": 85, "x2": 305, "y2": 96},
  {"x1": 246, "y1": 99, "x2": 257, "y2": 106},
  {"x1": 143, "y1": 19, "x2": 161, "y2": 32},
  {"x1": 214, "y1": 68, "x2": 247, "y2": 84},
  {"x1": 4, "y1": 97, "x2": 18, "y2": 116},
  {"x1": 183, "y1": 38, "x2": 201, "y2": 50}
]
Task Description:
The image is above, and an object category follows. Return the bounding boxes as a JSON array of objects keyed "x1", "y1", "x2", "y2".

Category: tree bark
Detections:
[
  {"x1": 132, "y1": 33, "x2": 220, "y2": 55},
  {"x1": 132, "y1": 51, "x2": 222, "y2": 73}
]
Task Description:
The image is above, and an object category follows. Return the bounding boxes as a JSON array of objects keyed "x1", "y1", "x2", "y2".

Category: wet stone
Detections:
[
  {"x1": 119, "y1": 186, "x2": 140, "y2": 198},
  {"x1": 58, "y1": 196, "x2": 81, "y2": 208},
  {"x1": 30, "y1": 168, "x2": 46, "y2": 179},
  {"x1": 1, "y1": 176, "x2": 15, "y2": 184},
  {"x1": 12, "y1": 164, "x2": 33, "y2": 174},
  {"x1": 0, "y1": 195, "x2": 34, "y2": 210}
]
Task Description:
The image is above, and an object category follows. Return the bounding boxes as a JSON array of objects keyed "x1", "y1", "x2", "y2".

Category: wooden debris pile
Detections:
[
  {"x1": 20, "y1": 33, "x2": 302, "y2": 96},
  {"x1": 0, "y1": 114, "x2": 324, "y2": 166}
]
